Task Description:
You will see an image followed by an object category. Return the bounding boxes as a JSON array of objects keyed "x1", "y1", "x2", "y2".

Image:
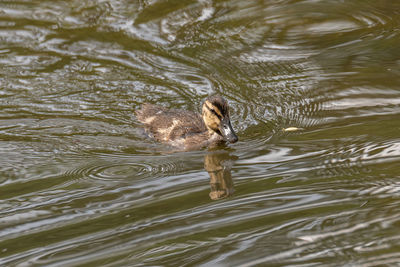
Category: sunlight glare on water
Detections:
[{"x1": 1, "y1": 0, "x2": 400, "y2": 266}]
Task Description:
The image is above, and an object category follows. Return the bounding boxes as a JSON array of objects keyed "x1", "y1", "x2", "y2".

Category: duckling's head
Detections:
[{"x1": 202, "y1": 95, "x2": 238, "y2": 143}]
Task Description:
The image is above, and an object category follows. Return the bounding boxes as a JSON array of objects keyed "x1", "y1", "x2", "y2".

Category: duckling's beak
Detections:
[{"x1": 219, "y1": 117, "x2": 238, "y2": 143}]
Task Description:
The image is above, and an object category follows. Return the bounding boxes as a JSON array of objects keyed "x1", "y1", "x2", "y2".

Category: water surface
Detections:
[{"x1": 1, "y1": 0, "x2": 400, "y2": 266}]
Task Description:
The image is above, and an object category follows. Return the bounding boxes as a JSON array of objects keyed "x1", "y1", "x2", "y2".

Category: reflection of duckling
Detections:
[
  {"x1": 204, "y1": 150, "x2": 236, "y2": 200},
  {"x1": 136, "y1": 95, "x2": 238, "y2": 150}
]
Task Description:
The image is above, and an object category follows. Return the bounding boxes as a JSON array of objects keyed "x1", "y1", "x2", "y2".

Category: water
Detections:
[{"x1": 1, "y1": 0, "x2": 400, "y2": 266}]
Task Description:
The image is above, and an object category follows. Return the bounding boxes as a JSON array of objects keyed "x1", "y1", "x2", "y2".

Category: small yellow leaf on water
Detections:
[{"x1": 283, "y1": 127, "x2": 303, "y2": 132}]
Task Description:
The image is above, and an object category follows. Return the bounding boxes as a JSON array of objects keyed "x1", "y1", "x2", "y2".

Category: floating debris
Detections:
[{"x1": 283, "y1": 127, "x2": 303, "y2": 132}]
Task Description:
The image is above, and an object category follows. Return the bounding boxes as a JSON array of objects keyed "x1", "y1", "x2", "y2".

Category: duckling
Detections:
[{"x1": 135, "y1": 95, "x2": 238, "y2": 150}]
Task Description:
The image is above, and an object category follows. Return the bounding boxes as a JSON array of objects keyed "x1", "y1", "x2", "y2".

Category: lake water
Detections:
[{"x1": 1, "y1": 0, "x2": 400, "y2": 266}]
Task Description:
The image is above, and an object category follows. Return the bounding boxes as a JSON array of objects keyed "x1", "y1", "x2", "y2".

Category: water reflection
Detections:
[{"x1": 204, "y1": 149, "x2": 237, "y2": 200}]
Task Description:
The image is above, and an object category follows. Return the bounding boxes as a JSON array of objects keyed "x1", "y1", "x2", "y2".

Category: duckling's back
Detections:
[{"x1": 135, "y1": 104, "x2": 207, "y2": 145}]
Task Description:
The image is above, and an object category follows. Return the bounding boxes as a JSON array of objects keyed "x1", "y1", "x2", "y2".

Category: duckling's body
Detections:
[{"x1": 136, "y1": 96, "x2": 238, "y2": 150}]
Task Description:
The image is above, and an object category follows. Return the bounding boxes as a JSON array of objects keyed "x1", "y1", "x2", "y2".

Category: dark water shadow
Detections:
[{"x1": 204, "y1": 148, "x2": 238, "y2": 200}]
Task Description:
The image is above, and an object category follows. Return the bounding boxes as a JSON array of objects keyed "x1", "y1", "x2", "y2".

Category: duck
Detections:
[{"x1": 135, "y1": 95, "x2": 238, "y2": 150}]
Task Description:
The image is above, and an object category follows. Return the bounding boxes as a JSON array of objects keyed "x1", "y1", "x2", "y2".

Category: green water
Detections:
[{"x1": 1, "y1": 0, "x2": 400, "y2": 266}]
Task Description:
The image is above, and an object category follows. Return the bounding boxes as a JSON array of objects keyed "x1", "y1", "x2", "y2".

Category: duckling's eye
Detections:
[{"x1": 205, "y1": 104, "x2": 222, "y2": 119}]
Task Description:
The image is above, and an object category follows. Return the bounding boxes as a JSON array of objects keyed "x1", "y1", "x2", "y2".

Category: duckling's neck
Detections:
[
  {"x1": 205, "y1": 126, "x2": 221, "y2": 138},
  {"x1": 206, "y1": 129, "x2": 223, "y2": 143},
  {"x1": 181, "y1": 128, "x2": 223, "y2": 150},
  {"x1": 206, "y1": 127, "x2": 215, "y2": 135}
]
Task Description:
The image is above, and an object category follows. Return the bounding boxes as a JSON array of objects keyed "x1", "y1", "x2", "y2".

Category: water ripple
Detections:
[{"x1": 2, "y1": 0, "x2": 400, "y2": 266}]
